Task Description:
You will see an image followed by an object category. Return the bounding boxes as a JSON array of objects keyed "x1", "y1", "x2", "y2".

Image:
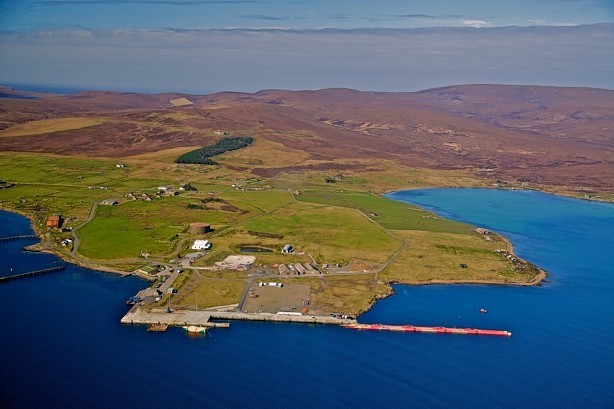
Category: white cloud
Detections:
[
  {"x1": 528, "y1": 19, "x2": 547, "y2": 25},
  {"x1": 0, "y1": 24, "x2": 612, "y2": 93},
  {"x1": 462, "y1": 19, "x2": 490, "y2": 28}
]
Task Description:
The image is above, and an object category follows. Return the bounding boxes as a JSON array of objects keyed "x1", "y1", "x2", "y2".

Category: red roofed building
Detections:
[{"x1": 46, "y1": 215, "x2": 61, "y2": 229}]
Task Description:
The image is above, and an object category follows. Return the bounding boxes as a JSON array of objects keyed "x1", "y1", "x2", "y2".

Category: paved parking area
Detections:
[{"x1": 243, "y1": 283, "x2": 311, "y2": 314}]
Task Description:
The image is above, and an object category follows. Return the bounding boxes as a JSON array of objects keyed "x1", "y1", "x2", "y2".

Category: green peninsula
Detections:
[{"x1": 0, "y1": 147, "x2": 542, "y2": 317}]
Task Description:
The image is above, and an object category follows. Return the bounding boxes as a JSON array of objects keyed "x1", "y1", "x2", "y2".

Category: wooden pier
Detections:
[
  {"x1": 0, "y1": 266, "x2": 65, "y2": 283},
  {"x1": 0, "y1": 235, "x2": 38, "y2": 244}
]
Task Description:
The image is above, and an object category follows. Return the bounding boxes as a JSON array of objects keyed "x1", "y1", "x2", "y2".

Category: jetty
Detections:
[
  {"x1": 0, "y1": 266, "x2": 65, "y2": 283},
  {"x1": 343, "y1": 323, "x2": 512, "y2": 337},
  {"x1": 121, "y1": 308, "x2": 356, "y2": 329},
  {"x1": 0, "y1": 235, "x2": 38, "y2": 244}
]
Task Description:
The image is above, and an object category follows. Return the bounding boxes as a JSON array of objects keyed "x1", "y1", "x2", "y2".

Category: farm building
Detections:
[
  {"x1": 189, "y1": 222, "x2": 212, "y2": 234},
  {"x1": 135, "y1": 265, "x2": 157, "y2": 276},
  {"x1": 46, "y1": 215, "x2": 62, "y2": 229},
  {"x1": 278, "y1": 264, "x2": 290, "y2": 275},
  {"x1": 191, "y1": 240, "x2": 212, "y2": 250},
  {"x1": 294, "y1": 263, "x2": 307, "y2": 275}
]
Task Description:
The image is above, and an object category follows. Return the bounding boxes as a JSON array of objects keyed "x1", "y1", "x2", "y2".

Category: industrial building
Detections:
[
  {"x1": 191, "y1": 240, "x2": 212, "y2": 250},
  {"x1": 189, "y1": 222, "x2": 212, "y2": 234}
]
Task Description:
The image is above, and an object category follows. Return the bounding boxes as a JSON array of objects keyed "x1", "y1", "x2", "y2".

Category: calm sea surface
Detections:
[{"x1": 1, "y1": 189, "x2": 613, "y2": 408}]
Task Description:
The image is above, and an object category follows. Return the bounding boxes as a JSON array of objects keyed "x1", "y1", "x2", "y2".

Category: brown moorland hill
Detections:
[{"x1": 0, "y1": 84, "x2": 612, "y2": 191}]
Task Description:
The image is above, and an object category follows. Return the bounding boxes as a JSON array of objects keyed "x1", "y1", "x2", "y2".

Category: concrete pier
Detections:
[
  {"x1": 121, "y1": 308, "x2": 356, "y2": 329},
  {"x1": 209, "y1": 311, "x2": 356, "y2": 325},
  {"x1": 121, "y1": 308, "x2": 228, "y2": 328}
]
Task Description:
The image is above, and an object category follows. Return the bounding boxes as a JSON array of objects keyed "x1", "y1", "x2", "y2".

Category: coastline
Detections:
[
  {"x1": 1, "y1": 207, "x2": 133, "y2": 277},
  {"x1": 380, "y1": 188, "x2": 549, "y2": 286},
  {"x1": 380, "y1": 232, "x2": 546, "y2": 288},
  {"x1": 1, "y1": 197, "x2": 547, "y2": 320},
  {"x1": 352, "y1": 232, "x2": 546, "y2": 318},
  {"x1": 2, "y1": 175, "x2": 612, "y2": 409},
  {"x1": 28, "y1": 244, "x2": 132, "y2": 276},
  {"x1": 499, "y1": 234, "x2": 547, "y2": 286},
  {"x1": 382, "y1": 185, "x2": 613, "y2": 204}
]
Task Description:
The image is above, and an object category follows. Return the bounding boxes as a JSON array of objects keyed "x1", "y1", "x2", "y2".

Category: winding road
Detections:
[{"x1": 70, "y1": 202, "x2": 97, "y2": 257}]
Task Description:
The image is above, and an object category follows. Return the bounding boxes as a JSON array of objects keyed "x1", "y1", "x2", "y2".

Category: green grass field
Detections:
[
  {"x1": 297, "y1": 189, "x2": 470, "y2": 232},
  {"x1": 172, "y1": 277, "x2": 246, "y2": 309},
  {"x1": 244, "y1": 202, "x2": 400, "y2": 263},
  {"x1": 292, "y1": 274, "x2": 392, "y2": 316},
  {"x1": 0, "y1": 151, "x2": 539, "y2": 315},
  {"x1": 78, "y1": 211, "x2": 178, "y2": 259},
  {"x1": 381, "y1": 230, "x2": 532, "y2": 284}
]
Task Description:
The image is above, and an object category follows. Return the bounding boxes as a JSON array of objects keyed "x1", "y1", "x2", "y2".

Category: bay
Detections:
[{"x1": 0, "y1": 188, "x2": 613, "y2": 408}]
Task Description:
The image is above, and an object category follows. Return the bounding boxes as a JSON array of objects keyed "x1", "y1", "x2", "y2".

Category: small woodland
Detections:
[{"x1": 175, "y1": 136, "x2": 255, "y2": 164}]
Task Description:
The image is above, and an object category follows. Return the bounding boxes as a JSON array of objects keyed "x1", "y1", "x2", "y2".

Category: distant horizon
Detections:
[
  {"x1": 2, "y1": 1, "x2": 612, "y2": 92},
  {"x1": 3, "y1": 80, "x2": 613, "y2": 97}
]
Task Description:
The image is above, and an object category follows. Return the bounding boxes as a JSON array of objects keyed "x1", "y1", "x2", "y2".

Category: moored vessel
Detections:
[{"x1": 182, "y1": 325, "x2": 208, "y2": 334}]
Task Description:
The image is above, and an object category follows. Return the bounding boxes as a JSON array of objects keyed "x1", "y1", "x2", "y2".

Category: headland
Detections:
[{"x1": 2, "y1": 83, "x2": 610, "y2": 325}]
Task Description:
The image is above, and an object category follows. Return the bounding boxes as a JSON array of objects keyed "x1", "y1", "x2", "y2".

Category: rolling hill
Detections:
[{"x1": 0, "y1": 84, "x2": 612, "y2": 192}]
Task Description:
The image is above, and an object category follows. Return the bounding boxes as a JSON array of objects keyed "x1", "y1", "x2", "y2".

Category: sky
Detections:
[{"x1": 0, "y1": 0, "x2": 612, "y2": 93}]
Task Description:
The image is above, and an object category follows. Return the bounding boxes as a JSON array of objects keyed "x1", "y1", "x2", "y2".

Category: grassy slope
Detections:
[
  {"x1": 244, "y1": 202, "x2": 400, "y2": 264},
  {"x1": 170, "y1": 276, "x2": 246, "y2": 310},
  {"x1": 0, "y1": 117, "x2": 105, "y2": 137},
  {"x1": 0, "y1": 145, "x2": 539, "y2": 315},
  {"x1": 381, "y1": 230, "x2": 530, "y2": 283}
]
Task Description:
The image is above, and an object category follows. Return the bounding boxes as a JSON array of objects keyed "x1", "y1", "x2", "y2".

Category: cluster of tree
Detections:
[
  {"x1": 201, "y1": 197, "x2": 226, "y2": 203},
  {"x1": 186, "y1": 203, "x2": 205, "y2": 210},
  {"x1": 181, "y1": 182, "x2": 197, "y2": 191},
  {"x1": 175, "y1": 136, "x2": 254, "y2": 164}
]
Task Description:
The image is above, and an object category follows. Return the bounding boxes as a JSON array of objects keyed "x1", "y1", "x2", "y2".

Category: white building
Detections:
[{"x1": 191, "y1": 240, "x2": 212, "y2": 251}]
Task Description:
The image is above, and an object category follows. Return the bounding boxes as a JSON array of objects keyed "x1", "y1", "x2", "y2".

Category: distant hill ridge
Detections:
[{"x1": 0, "y1": 84, "x2": 612, "y2": 191}]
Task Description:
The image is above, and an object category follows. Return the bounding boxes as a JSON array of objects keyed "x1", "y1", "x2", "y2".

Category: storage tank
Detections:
[{"x1": 189, "y1": 222, "x2": 212, "y2": 234}]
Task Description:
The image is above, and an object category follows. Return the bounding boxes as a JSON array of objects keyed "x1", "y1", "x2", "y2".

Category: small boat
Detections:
[
  {"x1": 480, "y1": 308, "x2": 488, "y2": 313},
  {"x1": 182, "y1": 325, "x2": 207, "y2": 334}
]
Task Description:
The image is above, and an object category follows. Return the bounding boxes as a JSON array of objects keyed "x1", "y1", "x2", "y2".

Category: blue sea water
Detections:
[
  {"x1": 1, "y1": 188, "x2": 613, "y2": 408},
  {"x1": 1, "y1": 83, "x2": 86, "y2": 95},
  {"x1": 1, "y1": 83, "x2": 217, "y2": 96}
]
